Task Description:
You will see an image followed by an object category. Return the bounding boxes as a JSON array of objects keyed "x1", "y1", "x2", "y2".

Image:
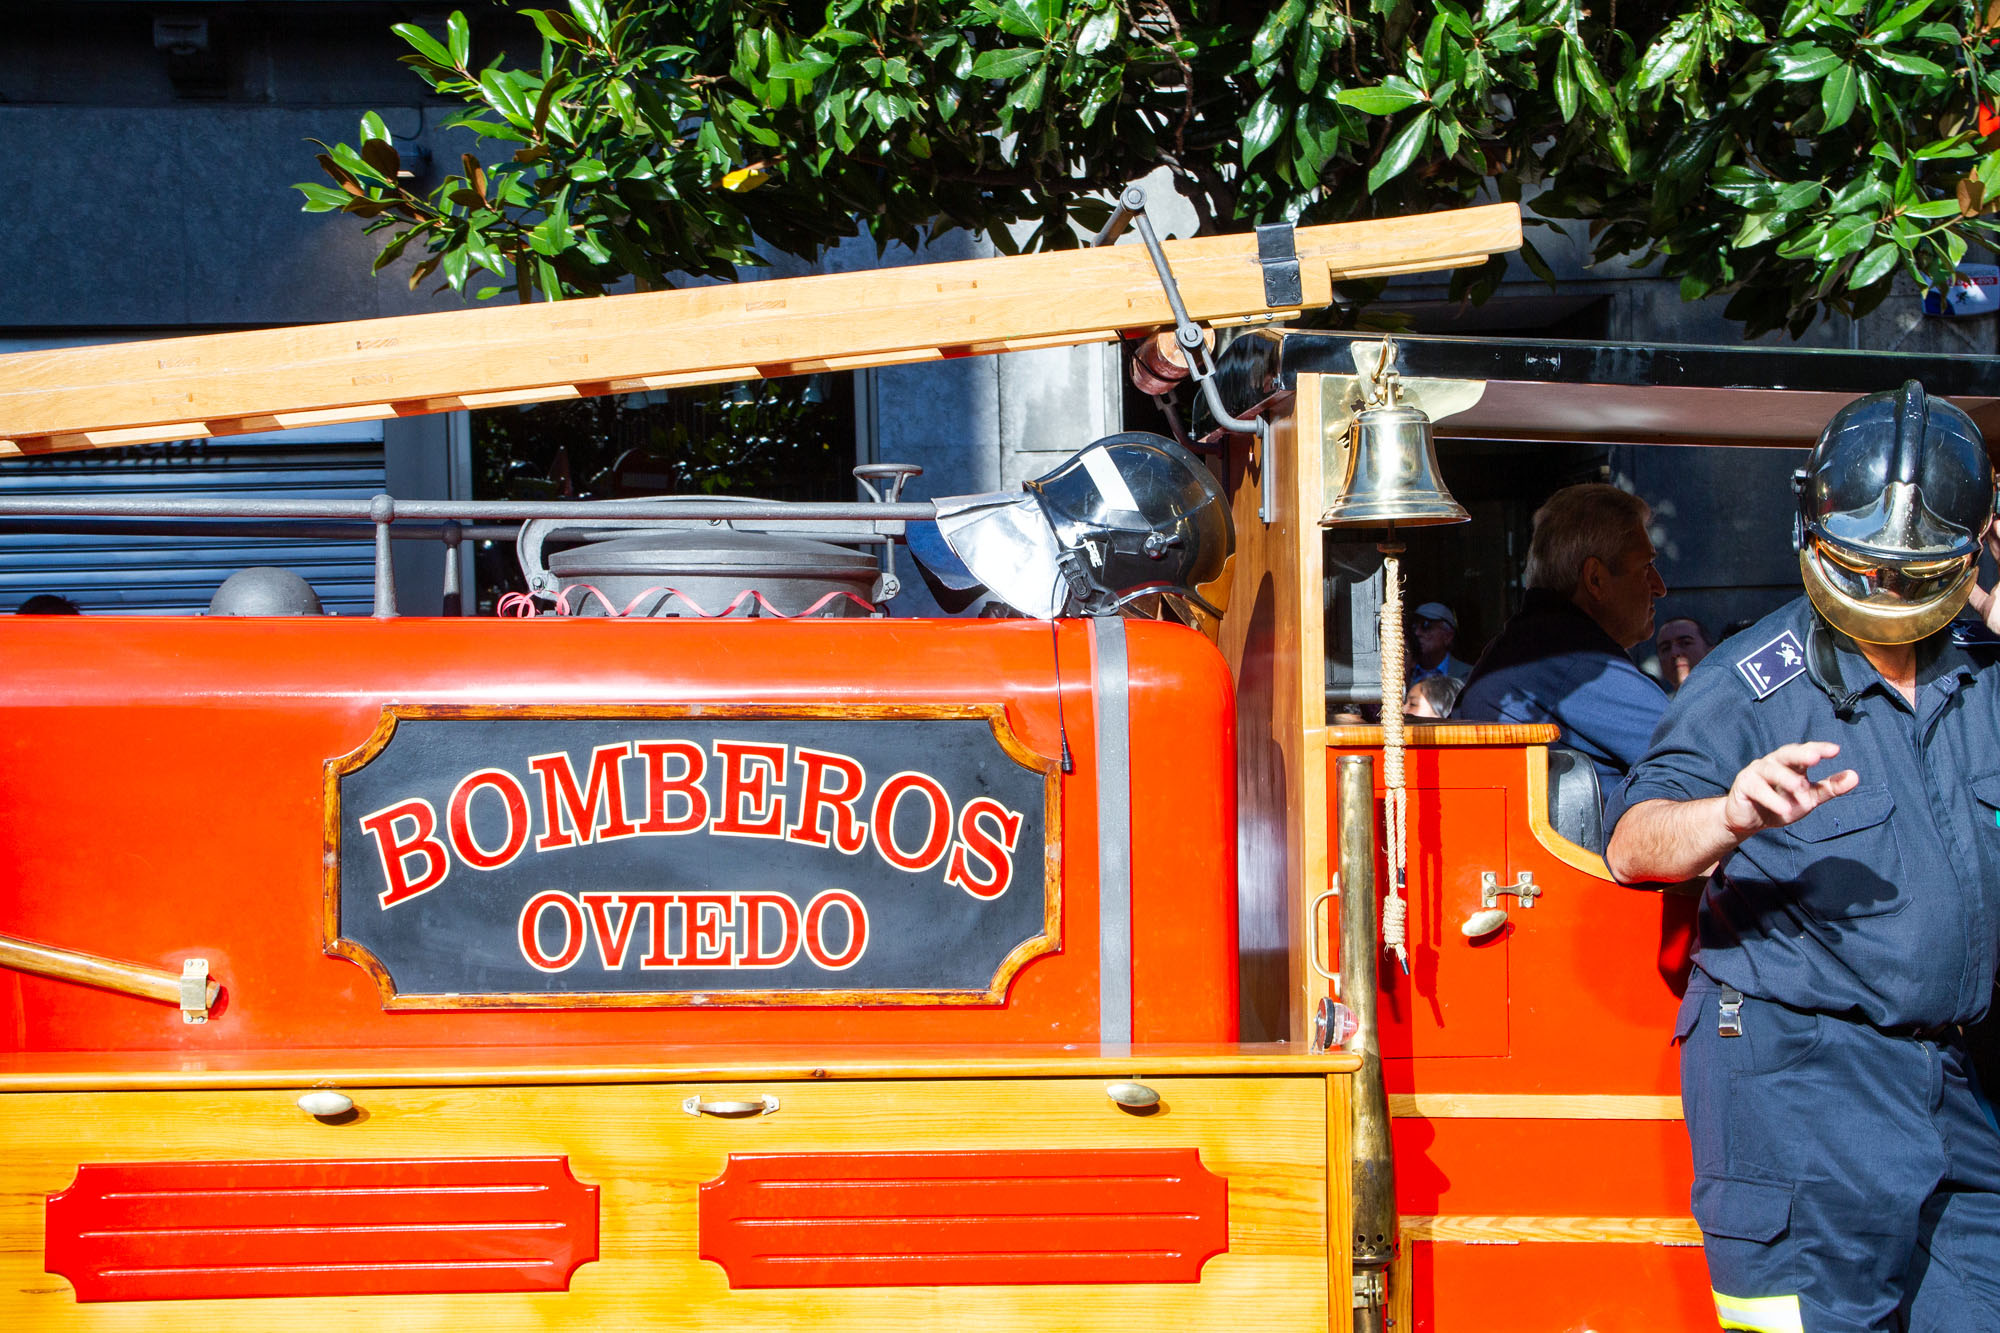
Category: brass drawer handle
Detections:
[
  {"x1": 296, "y1": 1091, "x2": 355, "y2": 1118},
  {"x1": 683, "y1": 1094, "x2": 779, "y2": 1118}
]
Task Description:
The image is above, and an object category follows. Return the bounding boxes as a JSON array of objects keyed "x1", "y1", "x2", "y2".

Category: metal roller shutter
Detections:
[{"x1": 0, "y1": 424, "x2": 387, "y2": 617}]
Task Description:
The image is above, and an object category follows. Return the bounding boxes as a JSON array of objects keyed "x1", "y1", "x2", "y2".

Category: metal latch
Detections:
[
  {"x1": 1462, "y1": 871, "x2": 1541, "y2": 939},
  {"x1": 1481, "y1": 870, "x2": 1540, "y2": 910},
  {"x1": 179, "y1": 958, "x2": 210, "y2": 1024},
  {"x1": 1256, "y1": 223, "x2": 1302, "y2": 306}
]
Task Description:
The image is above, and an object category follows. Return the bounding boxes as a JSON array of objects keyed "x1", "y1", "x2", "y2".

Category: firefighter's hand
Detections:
[
  {"x1": 1964, "y1": 515, "x2": 2000, "y2": 636},
  {"x1": 1719, "y1": 742, "x2": 1858, "y2": 839}
]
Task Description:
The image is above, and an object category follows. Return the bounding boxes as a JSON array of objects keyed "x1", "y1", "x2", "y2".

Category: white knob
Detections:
[
  {"x1": 1461, "y1": 907, "x2": 1509, "y2": 939},
  {"x1": 297, "y1": 1090, "x2": 355, "y2": 1117}
]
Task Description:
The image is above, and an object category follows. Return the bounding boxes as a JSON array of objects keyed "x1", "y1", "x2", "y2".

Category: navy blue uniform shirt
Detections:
[
  {"x1": 1452, "y1": 588, "x2": 1668, "y2": 785},
  {"x1": 1605, "y1": 596, "x2": 2000, "y2": 1030}
]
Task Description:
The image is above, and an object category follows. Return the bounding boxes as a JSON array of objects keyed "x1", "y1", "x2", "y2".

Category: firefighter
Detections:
[{"x1": 1604, "y1": 381, "x2": 2000, "y2": 1332}]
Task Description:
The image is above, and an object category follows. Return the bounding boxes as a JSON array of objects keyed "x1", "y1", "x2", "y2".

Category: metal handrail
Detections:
[{"x1": 0, "y1": 493, "x2": 935, "y2": 619}]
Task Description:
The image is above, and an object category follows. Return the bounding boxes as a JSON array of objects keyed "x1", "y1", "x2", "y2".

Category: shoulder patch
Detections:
[
  {"x1": 1951, "y1": 619, "x2": 2000, "y2": 651},
  {"x1": 1736, "y1": 630, "x2": 1807, "y2": 700}
]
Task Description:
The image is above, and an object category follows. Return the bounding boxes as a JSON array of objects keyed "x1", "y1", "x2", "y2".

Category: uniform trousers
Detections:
[{"x1": 1680, "y1": 984, "x2": 2000, "y2": 1332}]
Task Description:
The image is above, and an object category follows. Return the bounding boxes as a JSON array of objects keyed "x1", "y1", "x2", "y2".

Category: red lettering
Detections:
[
  {"x1": 581, "y1": 891, "x2": 645, "y2": 969},
  {"x1": 616, "y1": 891, "x2": 681, "y2": 968},
  {"x1": 682, "y1": 893, "x2": 741, "y2": 965},
  {"x1": 518, "y1": 891, "x2": 585, "y2": 972},
  {"x1": 944, "y1": 797, "x2": 1025, "y2": 899},
  {"x1": 634, "y1": 741, "x2": 708, "y2": 833},
  {"x1": 446, "y1": 768, "x2": 531, "y2": 870},
  {"x1": 740, "y1": 892, "x2": 803, "y2": 967},
  {"x1": 531, "y1": 743, "x2": 638, "y2": 851},
  {"x1": 870, "y1": 771, "x2": 953, "y2": 872},
  {"x1": 787, "y1": 747, "x2": 869, "y2": 853},
  {"x1": 713, "y1": 741, "x2": 789, "y2": 837},
  {"x1": 804, "y1": 888, "x2": 868, "y2": 970},
  {"x1": 359, "y1": 799, "x2": 450, "y2": 908}
]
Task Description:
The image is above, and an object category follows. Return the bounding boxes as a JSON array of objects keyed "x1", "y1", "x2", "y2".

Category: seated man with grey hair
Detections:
[{"x1": 1452, "y1": 483, "x2": 1669, "y2": 785}]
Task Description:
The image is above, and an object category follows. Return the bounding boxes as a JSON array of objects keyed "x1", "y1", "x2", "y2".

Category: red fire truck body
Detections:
[
  {"x1": 2, "y1": 617, "x2": 1236, "y2": 1054},
  {"x1": 2, "y1": 202, "x2": 1991, "y2": 1330}
]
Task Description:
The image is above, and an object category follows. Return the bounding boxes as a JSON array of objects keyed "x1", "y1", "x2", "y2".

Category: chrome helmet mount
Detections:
[{"x1": 910, "y1": 432, "x2": 1235, "y2": 624}]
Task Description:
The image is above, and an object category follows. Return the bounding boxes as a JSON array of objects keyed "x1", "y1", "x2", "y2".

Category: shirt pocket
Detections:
[
  {"x1": 1763, "y1": 783, "x2": 1905, "y2": 921},
  {"x1": 1970, "y1": 773, "x2": 2000, "y2": 826}
]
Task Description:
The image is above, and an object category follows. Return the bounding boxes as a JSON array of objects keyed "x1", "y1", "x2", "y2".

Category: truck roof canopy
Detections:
[{"x1": 1279, "y1": 332, "x2": 2000, "y2": 451}]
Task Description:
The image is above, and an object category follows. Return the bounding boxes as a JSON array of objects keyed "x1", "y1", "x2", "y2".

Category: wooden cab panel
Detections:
[{"x1": 1, "y1": 1075, "x2": 1333, "y2": 1330}]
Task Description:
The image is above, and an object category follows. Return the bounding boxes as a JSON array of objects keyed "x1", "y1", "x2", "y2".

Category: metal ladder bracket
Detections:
[
  {"x1": 1256, "y1": 223, "x2": 1302, "y2": 307},
  {"x1": 179, "y1": 958, "x2": 211, "y2": 1024}
]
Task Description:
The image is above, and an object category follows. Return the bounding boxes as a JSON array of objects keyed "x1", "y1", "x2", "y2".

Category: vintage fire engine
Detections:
[{"x1": 3, "y1": 196, "x2": 1994, "y2": 1331}]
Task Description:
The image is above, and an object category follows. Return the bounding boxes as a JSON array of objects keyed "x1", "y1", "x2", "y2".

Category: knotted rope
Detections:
[{"x1": 1378, "y1": 546, "x2": 1410, "y2": 972}]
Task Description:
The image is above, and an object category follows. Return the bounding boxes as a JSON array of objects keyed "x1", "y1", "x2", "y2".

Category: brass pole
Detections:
[{"x1": 1337, "y1": 753, "x2": 1396, "y2": 1332}]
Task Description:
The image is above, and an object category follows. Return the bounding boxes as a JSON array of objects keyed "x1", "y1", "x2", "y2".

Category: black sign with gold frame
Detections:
[{"x1": 324, "y1": 704, "x2": 1060, "y2": 1009}]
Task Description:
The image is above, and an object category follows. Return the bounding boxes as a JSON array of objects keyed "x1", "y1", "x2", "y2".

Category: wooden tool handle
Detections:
[{"x1": 0, "y1": 933, "x2": 218, "y2": 1007}]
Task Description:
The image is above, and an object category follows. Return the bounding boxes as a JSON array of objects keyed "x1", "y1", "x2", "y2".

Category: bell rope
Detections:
[{"x1": 1378, "y1": 546, "x2": 1410, "y2": 972}]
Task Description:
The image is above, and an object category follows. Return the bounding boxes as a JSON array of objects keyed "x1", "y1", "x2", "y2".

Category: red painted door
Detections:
[{"x1": 1375, "y1": 786, "x2": 1510, "y2": 1060}]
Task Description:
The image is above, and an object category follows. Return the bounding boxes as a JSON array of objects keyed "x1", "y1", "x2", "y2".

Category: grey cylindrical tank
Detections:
[{"x1": 544, "y1": 529, "x2": 879, "y2": 617}]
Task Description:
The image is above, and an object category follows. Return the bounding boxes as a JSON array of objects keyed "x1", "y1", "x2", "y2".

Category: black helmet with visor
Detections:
[{"x1": 1796, "y1": 381, "x2": 1994, "y2": 644}]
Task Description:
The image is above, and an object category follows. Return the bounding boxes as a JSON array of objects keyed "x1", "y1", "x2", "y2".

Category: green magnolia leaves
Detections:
[
  {"x1": 297, "y1": 0, "x2": 2000, "y2": 337},
  {"x1": 1325, "y1": 0, "x2": 2000, "y2": 334}
]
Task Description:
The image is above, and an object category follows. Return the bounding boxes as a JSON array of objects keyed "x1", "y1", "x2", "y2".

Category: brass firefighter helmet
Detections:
[{"x1": 1795, "y1": 381, "x2": 1994, "y2": 644}]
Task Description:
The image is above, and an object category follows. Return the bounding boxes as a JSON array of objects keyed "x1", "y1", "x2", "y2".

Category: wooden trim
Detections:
[
  {"x1": 1324, "y1": 722, "x2": 1562, "y2": 747},
  {"x1": 0, "y1": 1044, "x2": 1361, "y2": 1092},
  {"x1": 1390, "y1": 1092, "x2": 1682, "y2": 1120},
  {"x1": 1326, "y1": 1072, "x2": 1352, "y2": 1333},
  {"x1": 0, "y1": 934, "x2": 218, "y2": 1009},
  {"x1": 1522, "y1": 744, "x2": 1617, "y2": 879},
  {"x1": 1287, "y1": 377, "x2": 1331, "y2": 1045},
  {"x1": 1403, "y1": 1215, "x2": 1703, "y2": 1245},
  {"x1": 323, "y1": 706, "x2": 401, "y2": 977},
  {"x1": 0, "y1": 205, "x2": 1520, "y2": 450},
  {"x1": 322, "y1": 702, "x2": 1064, "y2": 1011},
  {"x1": 1215, "y1": 377, "x2": 1328, "y2": 1044}
]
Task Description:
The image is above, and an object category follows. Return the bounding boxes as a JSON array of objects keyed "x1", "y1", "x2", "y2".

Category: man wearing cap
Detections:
[
  {"x1": 1409, "y1": 602, "x2": 1472, "y2": 682},
  {"x1": 1452, "y1": 483, "x2": 1669, "y2": 785},
  {"x1": 1605, "y1": 382, "x2": 2000, "y2": 1332}
]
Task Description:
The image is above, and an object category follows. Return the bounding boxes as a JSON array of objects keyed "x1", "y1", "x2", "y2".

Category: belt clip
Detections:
[{"x1": 1717, "y1": 987, "x2": 1744, "y2": 1039}]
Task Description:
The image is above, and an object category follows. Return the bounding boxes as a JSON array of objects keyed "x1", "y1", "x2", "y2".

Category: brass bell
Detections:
[{"x1": 1319, "y1": 382, "x2": 1468, "y2": 529}]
